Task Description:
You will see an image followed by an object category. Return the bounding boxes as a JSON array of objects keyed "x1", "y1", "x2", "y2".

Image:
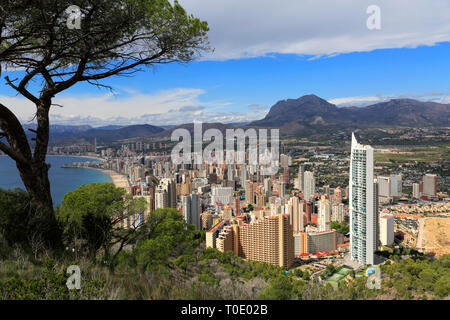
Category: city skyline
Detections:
[{"x1": 1, "y1": 0, "x2": 450, "y2": 126}]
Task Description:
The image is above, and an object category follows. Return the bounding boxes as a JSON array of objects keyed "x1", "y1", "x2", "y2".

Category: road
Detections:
[{"x1": 416, "y1": 218, "x2": 425, "y2": 251}]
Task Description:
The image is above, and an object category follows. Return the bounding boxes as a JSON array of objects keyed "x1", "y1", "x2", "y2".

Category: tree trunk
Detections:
[
  {"x1": 17, "y1": 160, "x2": 53, "y2": 210},
  {"x1": 15, "y1": 152, "x2": 62, "y2": 249},
  {"x1": 0, "y1": 101, "x2": 62, "y2": 249}
]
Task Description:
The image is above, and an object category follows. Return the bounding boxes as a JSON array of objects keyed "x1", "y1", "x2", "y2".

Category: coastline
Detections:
[
  {"x1": 47, "y1": 154, "x2": 106, "y2": 162},
  {"x1": 73, "y1": 166, "x2": 130, "y2": 191},
  {"x1": 94, "y1": 168, "x2": 130, "y2": 191}
]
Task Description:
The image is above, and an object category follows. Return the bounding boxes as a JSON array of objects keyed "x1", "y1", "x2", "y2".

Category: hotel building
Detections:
[
  {"x1": 215, "y1": 214, "x2": 294, "y2": 268},
  {"x1": 349, "y1": 133, "x2": 379, "y2": 265}
]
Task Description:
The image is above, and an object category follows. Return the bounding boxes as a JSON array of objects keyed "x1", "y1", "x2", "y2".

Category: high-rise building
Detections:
[
  {"x1": 245, "y1": 180, "x2": 255, "y2": 205},
  {"x1": 158, "y1": 178, "x2": 177, "y2": 208},
  {"x1": 155, "y1": 189, "x2": 168, "y2": 209},
  {"x1": 279, "y1": 181, "x2": 286, "y2": 198},
  {"x1": 295, "y1": 165, "x2": 305, "y2": 191},
  {"x1": 294, "y1": 230, "x2": 338, "y2": 256},
  {"x1": 206, "y1": 219, "x2": 230, "y2": 249},
  {"x1": 211, "y1": 186, "x2": 234, "y2": 208},
  {"x1": 287, "y1": 196, "x2": 304, "y2": 233},
  {"x1": 306, "y1": 230, "x2": 337, "y2": 254},
  {"x1": 303, "y1": 171, "x2": 315, "y2": 201},
  {"x1": 304, "y1": 200, "x2": 313, "y2": 225},
  {"x1": 379, "y1": 214, "x2": 394, "y2": 246},
  {"x1": 377, "y1": 176, "x2": 391, "y2": 198},
  {"x1": 263, "y1": 177, "x2": 271, "y2": 197},
  {"x1": 334, "y1": 187, "x2": 342, "y2": 202},
  {"x1": 201, "y1": 212, "x2": 214, "y2": 230},
  {"x1": 280, "y1": 154, "x2": 291, "y2": 168},
  {"x1": 390, "y1": 174, "x2": 402, "y2": 197},
  {"x1": 318, "y1": 197, "x2": 331, "y2": 232},
  {"x1": 216, "y1": 214, "x2": 294, "y2": 268},
  {"x1": 349, "y1": 133, "x2": 378, "y2": 265},
  {"x1": 240, "y1": 166, "x2": 247, "y2": 187},
  {"x1": 423, "y1": 174, "x2": 437, "y2": 197},
  {"x1": 182, "y1": 193, "x2": 201, "y2": 229},
  {"x1": 412, "y1": 183, "x2": 422, "y2": 199},
  {"x1": 331, "y1": 202, "x2": 345, "y2": 223},
  {"x1": 227, "y1": 165, "x2": 234, "y2": 181}
]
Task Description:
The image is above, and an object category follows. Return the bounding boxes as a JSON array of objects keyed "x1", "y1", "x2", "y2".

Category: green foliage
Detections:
[
  {"x1": 0, "y1": 257, "x2": 106, "y2": 300},
  {"x1": 381, "y1": 255, "x2": 450, "y2": 298},
  {"x1": 197, "y1": 269, "x2": 220, "y2": 287},
  {"x1": 259, "y1": 275, "x2": 304, "y2": 300},
  {"x1": 134, "y1": 208, "x2": 202, "y2": 272},
  {"x1": 331, "y1": 220, "x2": 349, "y2": 234},
  {"x1": 56, "y1": 183, "x2": 144, "y2": 258},
  {"x1": 292, "y1": 268, "x2": 303, "y2": 278},
  {"x1": 1, "y1": 0, "x2": 210, "y2": 72},
  {"x1": 0, "y1": 188, "x2": 32, "y2": 247},
  {"x1": 1, "y1": 184, "x2": 448, "y2": 300},
  {"x1": 322, "y1": 265, "x2": 340, "y2": 279}
]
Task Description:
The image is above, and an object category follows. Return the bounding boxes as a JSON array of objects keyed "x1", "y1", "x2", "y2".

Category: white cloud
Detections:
[
  {"x1": 329, "y1": 91, "x2": 450, "y2": 107},
  {"x1": 1, "y1": 88, "x2": 268, "y2": 126},
  {"x1": 179, "y1": 0, "x2": 450, "y2": 60},
  {"x1": 248, "y1": 104, "x2": 269, "y2": 111}
]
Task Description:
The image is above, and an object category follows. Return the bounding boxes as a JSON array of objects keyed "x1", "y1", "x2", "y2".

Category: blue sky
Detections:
[{"x1": 2, "y1": 0, "x2": 450, "y2": 126}]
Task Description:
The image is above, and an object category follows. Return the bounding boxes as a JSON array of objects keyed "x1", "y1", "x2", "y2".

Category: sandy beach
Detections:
[
  {"x1": 49, "y1": 154, "x2": 106, "y2": 162},
  {"x1": 100, "y1": 169, "x2": 130, "y2": 191}
]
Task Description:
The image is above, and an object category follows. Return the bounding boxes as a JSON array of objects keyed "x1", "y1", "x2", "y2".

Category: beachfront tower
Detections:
[{"x1": 349, "y1": 133, "x2": 378, "y2": 265}]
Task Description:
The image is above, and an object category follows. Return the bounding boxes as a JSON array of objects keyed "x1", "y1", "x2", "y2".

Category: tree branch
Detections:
[
  {"x1": 0, "y1": 103, "x2": 32, "y2": 164},
  {"x1": 5, "y1": 75, "x2": 40, "y2": 105},
  {"x1": 0, "y1": 140, "x2": 28, "y2": 164}
]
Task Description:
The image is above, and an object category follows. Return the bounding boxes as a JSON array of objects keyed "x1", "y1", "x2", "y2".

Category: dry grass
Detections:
[{"x1": 423, "y1": 217, "x2": 450, "y2": 257}]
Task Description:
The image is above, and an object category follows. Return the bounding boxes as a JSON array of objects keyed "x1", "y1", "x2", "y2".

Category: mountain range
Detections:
[
  {"x1": 22, "y1": 124, "x2": 164, "y2": 145},
  {"x1": 249, "y1": 94, "x2": 450, "y2": 136},
  {"x1": 19, "y1": 95, "x2": 449, "y2": 144}
]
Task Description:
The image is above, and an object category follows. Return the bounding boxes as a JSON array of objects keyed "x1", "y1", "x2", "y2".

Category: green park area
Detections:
[
  {"x1": 375, "y1": 145, "x2": 450, "y2": 163},
  {"x1": 326, "y1": 267, "x2": 353, "y2": 289}
]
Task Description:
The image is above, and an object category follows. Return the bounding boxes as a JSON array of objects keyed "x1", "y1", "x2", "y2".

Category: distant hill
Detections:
[
  {"x1": 250, "y1": 94, "x2": 450, "y2": 136},
  {"x1": 17, "y1": 95, "x2": 448, "y2": 145},
  {"x1": 25, "y1": 124, "x2": 165, "y2": 145},
  {"x1": 154, "y1": 123, "x2": 239, "y2": 139}
]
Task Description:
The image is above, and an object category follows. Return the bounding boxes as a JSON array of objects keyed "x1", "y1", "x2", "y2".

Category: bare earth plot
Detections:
[{"x1": 421, "y1": 217, "x2": 450, "y2": 257}]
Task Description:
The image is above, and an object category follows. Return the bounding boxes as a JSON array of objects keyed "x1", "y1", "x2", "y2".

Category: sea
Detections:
[{"x1": 0, "y1": 156, "x2": 112, "y2": 206}]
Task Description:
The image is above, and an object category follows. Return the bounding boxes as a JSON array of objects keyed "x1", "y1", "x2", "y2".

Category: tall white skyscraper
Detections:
[
  {"x1": 349, "y1": 133, "x2": 378, "y2": 265},
  {"x1": 303, "y1": 171, "x2": 315, "y2": 201},
  {"x1": 182, "y1": 194, "x2": 201, "y2": 230}
]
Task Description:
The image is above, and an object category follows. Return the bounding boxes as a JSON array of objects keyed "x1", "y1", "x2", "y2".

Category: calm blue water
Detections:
[{"x1": 0, "y1": 156, "x2": 112, "y2": 206}]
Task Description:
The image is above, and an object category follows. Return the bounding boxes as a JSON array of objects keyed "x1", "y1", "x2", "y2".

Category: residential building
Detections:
[
  {"x1": 303, "y1": 171, "x2": 315, "y2": 201},
  {"x1": 349, "y1": 133, "x2": 378, "y2": 265},
  {"x1": 182, "y1": 193, "x2": 201, "y2": 229},
  {"x1": 216, "y1": 214, "x2": 294, "y2": 268},
  {"x1": 423, "y1": 174, "x2": 437, "y2": 197},
  {"x1": 318, "y1": 197, "x2": 331, "y2": 232},
  {"x1": 379, "y1": 214, "x2": 394, "y2": 246}
]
